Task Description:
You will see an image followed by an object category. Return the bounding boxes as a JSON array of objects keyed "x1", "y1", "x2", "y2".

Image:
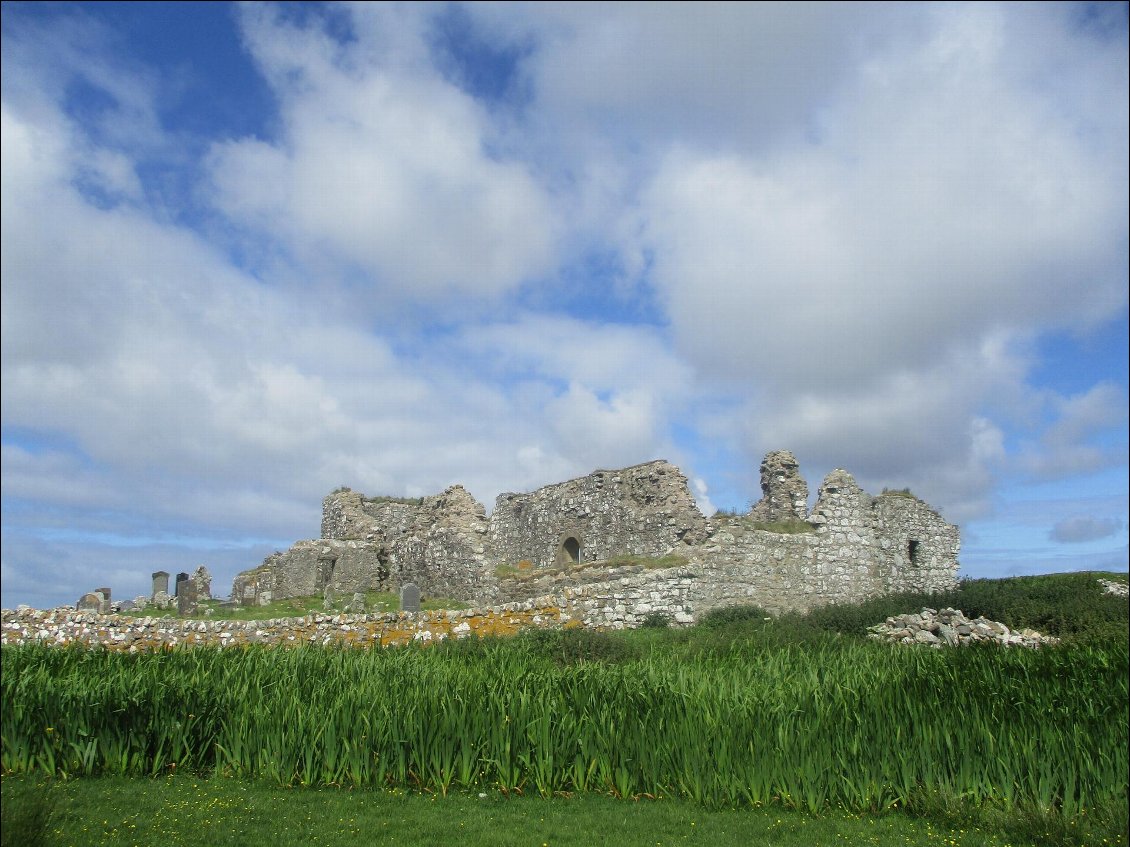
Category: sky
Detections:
[{"x1": 1, "y1": 1, "x2": 1127, "y2": 610}]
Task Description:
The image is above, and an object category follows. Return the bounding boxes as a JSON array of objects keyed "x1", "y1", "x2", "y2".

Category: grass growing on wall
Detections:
[
  {"x1": 121, "y1": 592, "x2": 470, "y2": 622},
  {"x1": 496, "y1": 553, "x2": 690, "y2": 582}
]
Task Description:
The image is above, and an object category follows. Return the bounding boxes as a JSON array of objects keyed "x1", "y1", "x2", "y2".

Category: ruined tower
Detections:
[{"x1": 748, "y1": 450, "x2": 809, "y2": 523}]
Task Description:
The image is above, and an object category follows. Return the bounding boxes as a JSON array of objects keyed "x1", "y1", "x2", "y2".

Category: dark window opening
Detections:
[
  {"x1": 908, "y1": 540, "x2": 920, "y2": 565},
  {"x1": 561, "y1": 536, "x2": 581, "y2": 565}
]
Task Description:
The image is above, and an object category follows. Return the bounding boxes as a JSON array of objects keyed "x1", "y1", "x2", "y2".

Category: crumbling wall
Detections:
[
  {"x1": 748, "y1": 450, "x2": 809, "y2": 523},
  {"x1": 321, "y1": 489, "x2": 421, "y2": 541},
  {"x1": 388, "y1": 486, "x2": 493, "y2": 600},
  {"x1": 488, "y1": 460, "x2": 708, "y2": 570},
  {"x1": 873, "y1": 493, "x2": 960, "y2": 594},
  {"x1": 234, "y1": 485, "x2": 492, "y2": 606},
  {"x1": 231, "y1": 453, "x2": 959, "y2": 614}
]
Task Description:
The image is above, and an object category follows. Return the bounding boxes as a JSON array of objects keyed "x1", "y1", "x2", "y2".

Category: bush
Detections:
[
  {"x1": 641, "y1": 612, "x2": 671, "y2": 629},
  {"x1": 696, "y1": 604, "x2": 773, "y2": 629}
]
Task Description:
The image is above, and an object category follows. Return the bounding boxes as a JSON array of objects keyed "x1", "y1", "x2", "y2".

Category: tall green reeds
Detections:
[{"x1": 2, "y1": 638, "x2": 1126, "y2": 815}]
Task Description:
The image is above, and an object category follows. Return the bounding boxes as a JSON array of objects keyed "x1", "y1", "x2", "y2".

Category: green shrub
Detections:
[
  {"x1": 641, "y1": 611, "x2": 671, "y2": 629},
  {"x1": 696, "y1": 604, "x2": 773, "y2": 628}
]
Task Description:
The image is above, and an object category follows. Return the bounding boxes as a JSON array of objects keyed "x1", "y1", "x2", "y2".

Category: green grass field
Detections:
[
  {"x1": 4, "y1": 775, "x2": 1122, "y2": 847},
  {"x1": 3, "y1": 571, "x2": 1127, "y2": 847}
]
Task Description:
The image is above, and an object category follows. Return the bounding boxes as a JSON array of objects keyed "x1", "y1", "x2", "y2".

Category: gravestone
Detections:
[
  {"x1": 174, "y1": 572, "x2": 189, "y2": 596},
  {"x1": 176, "y1": 581, "x2": 198, "y2": 616},
  {"x1": 96, "y1": 587, "x2": 112, "y2": 614},
  {"x1": 152, "y1": 571, "x2": 170, "y2": 598},
  {"x1": 77, "y1": 592, "x2": 101, "y2": 612},
  {"x1": 400, "y1": 582, "x2": 421, "y2": 613},
  {"x1": 191, "y1": 566, "x2": 212, "y2": 600},
  {"x1": 152, "y1": 590, "x2": 173, "y2": 610}
]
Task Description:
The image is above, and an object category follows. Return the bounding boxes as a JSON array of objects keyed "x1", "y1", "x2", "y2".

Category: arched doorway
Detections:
[{"x1": 557, "y1": 536, "x2": 581, "y2": 567}]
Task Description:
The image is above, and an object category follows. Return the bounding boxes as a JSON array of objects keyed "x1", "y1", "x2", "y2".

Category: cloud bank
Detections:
[{"x1": 2, "y1": 2, "x2": 1126, "y2": 607}]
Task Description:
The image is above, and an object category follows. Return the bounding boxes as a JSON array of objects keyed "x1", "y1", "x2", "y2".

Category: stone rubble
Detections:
[
  {"x1": 867, "y1": 607, "x2": 1058, "y2": 648},
  {"x1": 1098, "y1": 578, "x2": 1129, "y2": 598}
]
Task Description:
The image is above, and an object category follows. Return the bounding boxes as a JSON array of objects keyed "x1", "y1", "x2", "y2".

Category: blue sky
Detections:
[{"x1": 2, "y1": 1, "x2": 1126, "y2": 609}]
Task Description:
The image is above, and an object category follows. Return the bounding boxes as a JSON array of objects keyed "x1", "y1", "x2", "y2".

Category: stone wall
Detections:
[
  {"x1": 229, "y1": 452, "x2": 960, "y2": 615},
  {"x1": 385, "y1": 486, "x2": 494, "y2": 601},
  {"x1": 872, "y1": 493, "x2": 961, "y2": 594},
  {"x1": 1, "y1": 604, "x2": 571, "y2": 650},
  {"x1": 238, "y1": 485, "x2": 494, "y2": 606},
  {"x1": 488, "y1": 460, "x2": 708, "y2": 570},
  {"x1": 321, "y1": 489, "x2": 423, "y2": 542},
  {"x1": 494, "y1": 468, "x2": 959, "y2": 619}
]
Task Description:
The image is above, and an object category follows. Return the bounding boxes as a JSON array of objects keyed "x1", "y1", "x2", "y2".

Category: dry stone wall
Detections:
[{"x1": 1, "y1": 604, "x2": 571, "y2": 651}]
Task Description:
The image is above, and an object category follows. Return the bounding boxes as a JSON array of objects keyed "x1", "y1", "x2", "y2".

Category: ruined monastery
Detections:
[{"x1": 230, "y1": 451, "x2": 960, "y2": 625}]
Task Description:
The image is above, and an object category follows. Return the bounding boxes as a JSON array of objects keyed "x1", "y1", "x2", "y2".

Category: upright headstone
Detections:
[
  {"x1": 96, "y1": 587, "x2": 112, "y2": 614},
  {"x1": 174, "y1": 572, "x2": 190, "y2": 596},
  {"x1": 176, "y1": 580, "x2": 198, "y2": 616},
  {"x1": 191, "y1": 566, "x2": 212, "y2": 600},
  {"x1": 399, "y1": 582, "x2": 421, "y2": 613},
  {"x1": 77, "y1": 592, "x2": 101, "y2": 612},
  {"x1": 152, "y1": 571, "x2": 170, "y2": 598}
]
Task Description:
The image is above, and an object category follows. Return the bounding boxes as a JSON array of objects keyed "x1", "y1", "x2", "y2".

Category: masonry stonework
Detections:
[{"x1": 230, "y1": 453, "x2": 960, "y2": 621}]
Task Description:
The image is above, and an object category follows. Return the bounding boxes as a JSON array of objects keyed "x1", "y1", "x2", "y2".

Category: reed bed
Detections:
[{"x1": 2, "y1": 638, "x2": 1126, "y2": 815}]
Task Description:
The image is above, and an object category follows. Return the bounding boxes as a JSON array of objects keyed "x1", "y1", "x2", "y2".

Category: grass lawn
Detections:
[{"x1": 0, "y1": 775, "x2": 1074, "y2": 847}]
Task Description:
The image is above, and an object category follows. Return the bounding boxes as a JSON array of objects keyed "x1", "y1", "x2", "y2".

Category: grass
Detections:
[
  {"x1": 496, "y1": 553, "x2": 690, "y2": 582},
  {"x1": 710, "y1": 514, "x2": 817, "y2": 534},
  {"x1": 3, "y1": 572, "x2": 1126, "y2": 847},
  {"x1": 879, "y1": 487, "x2": 919, "y2": 499},
  {"x1": 121, "y1": 591, "x2": 469, "y2": 621},
  {"x1": 3, "y1": 775, "x2": 1109, "y2": 847},
  {"x1": 363, "y1": 494, "x2": 425, "y2": 506},
  {"x1": 749, "y1": 518, "x2": 816, "y2": 534}
]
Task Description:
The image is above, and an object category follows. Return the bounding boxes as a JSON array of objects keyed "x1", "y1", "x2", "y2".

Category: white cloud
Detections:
[
  {"x1": 2, "y1": 2, "x2": 1126, "y2": 608},
  {"x1": 207, "y1": 2, "x2": 559, "y2": 305},
  {"x1": 601, "y1": 3, "x2": 1128, "y2": 519},
  {"x1": 1050, "y1": 516, "x2": 1123, "y2": 544},
  {"x1": 1016, "y1": 383, "x2": 1130, "y2": 479}
]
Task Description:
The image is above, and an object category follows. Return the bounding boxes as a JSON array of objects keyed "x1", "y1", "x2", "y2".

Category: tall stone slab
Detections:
[{"x1": 400, "y1": 582, "x2": 421, "y2": 613}]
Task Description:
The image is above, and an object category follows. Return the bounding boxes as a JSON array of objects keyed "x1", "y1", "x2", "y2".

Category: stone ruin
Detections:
[
  {"x1": 229, "y1": 452, "x2": 961, "y2": 619},
  {"x1": 748, "y1": 450, "x2": 808, "y2": 523}
]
